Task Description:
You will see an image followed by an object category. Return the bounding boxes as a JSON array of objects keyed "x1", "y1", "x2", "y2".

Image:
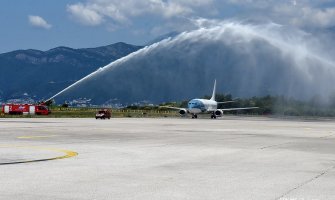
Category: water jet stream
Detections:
[{"x1": 48, "y1": 20, "x2": 335, "y2": 104}]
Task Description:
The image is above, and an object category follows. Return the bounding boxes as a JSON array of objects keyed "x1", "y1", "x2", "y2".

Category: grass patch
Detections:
[{"x1": 0, "y1": 108, "x2": 178, "y2": 118}]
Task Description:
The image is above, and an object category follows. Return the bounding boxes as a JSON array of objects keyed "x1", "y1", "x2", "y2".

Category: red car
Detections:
[{"x1": 95, "y1": 109, "x2": 111, "y2": 119}]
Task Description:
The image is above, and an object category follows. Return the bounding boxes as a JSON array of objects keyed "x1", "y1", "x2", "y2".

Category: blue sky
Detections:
[{"x1": 1, "y1": 0, "x2": 335, "y2": 53}]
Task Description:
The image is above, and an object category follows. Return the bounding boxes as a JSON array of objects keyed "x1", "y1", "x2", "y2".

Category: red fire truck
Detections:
[{"x1": 1, "y1": 104, "x2": 50, "y2": 115}]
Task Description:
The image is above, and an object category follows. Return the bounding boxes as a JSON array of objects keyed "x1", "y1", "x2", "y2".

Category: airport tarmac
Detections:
[{"x1": 0, "y1": 117, "x2": 335, "y2": 200}]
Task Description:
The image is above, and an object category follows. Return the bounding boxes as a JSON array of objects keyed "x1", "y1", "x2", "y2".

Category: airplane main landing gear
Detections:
[
  {"x1": 211, "y1": 113, "x2": 217, "y2": 119},
  {"x1": 192, "y1": 114, "x2": 198, "y2": 119}
]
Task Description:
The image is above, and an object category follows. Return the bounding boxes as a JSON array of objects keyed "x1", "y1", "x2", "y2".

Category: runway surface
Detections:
[{"x1": 0, "y1": 117, "x2": 335, "y2": 200}]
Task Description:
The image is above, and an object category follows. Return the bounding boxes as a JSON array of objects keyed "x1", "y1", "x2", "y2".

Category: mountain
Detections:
[{"x1": 0, "y1": 42, "x2": 143, "y2": 102}]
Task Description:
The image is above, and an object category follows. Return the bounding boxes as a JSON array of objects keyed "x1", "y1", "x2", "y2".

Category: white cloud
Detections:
[
  {"x1": 271, "y1": 3, "x2": 335, "y2": 28},
  {"x1": 67, "y1": 3, "x2": 104, "y2": 26},
  {"x1": 294, "y1": 7, "x2": 335, "y2": 28},
  {"x1": 28, "y1": 15, "x2": 52, "y2": 29},
  {"x1": 228, "y1": 0, "x2": 335, "y2": 28},
  {"x1": 66, "y1": 0, "x2": 335, "y2": 30},
  {"x1": 67, "y1": 0, "x2": 214, "y2": 26}
]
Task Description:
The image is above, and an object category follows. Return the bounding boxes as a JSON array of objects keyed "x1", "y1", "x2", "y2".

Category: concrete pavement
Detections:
[{"x1": 0, "y1": 117, "x2": 334, "y2": 200}]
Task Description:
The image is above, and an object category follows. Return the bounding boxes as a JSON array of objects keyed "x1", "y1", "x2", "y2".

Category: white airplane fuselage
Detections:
[{"x1": 187, "y1": 98, "x2": 217, "y2": 114}]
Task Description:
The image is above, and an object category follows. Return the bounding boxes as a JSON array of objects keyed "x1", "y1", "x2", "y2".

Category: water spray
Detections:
[{"x1": 48, "y1": 19, "x2": 335, "y2": 104}]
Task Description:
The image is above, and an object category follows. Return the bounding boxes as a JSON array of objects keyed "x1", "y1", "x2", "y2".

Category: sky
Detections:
[{"x1": 1, "y1": 0, "x2": 335, "y2": 53}]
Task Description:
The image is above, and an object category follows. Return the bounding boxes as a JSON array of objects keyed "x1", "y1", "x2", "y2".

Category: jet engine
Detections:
[
  {"x1": 179, "y1": 109, "x2": 187, "y2": 116},
  {"x1": 215, "y1": 109, "x2": 223, "y2": 117}
]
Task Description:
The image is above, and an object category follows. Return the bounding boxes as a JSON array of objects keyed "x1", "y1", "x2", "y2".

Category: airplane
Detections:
[{"x1": 160, "y1": 80, "x2": 258, "y2": 119}]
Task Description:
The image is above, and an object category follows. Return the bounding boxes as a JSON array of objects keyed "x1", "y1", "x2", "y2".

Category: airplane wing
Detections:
[
  {"x1": 160, "y1": 106, "x2": 188, "y2": 115},
  {"x1": 220, "y1": 107, "x2": 259, "y2": 111},
  {"x1": 217, "y1": 100, "x2": 235, "y2": 104},
  {"x1": 159, "y1": 106, "x2": 184, "y2": 110}
]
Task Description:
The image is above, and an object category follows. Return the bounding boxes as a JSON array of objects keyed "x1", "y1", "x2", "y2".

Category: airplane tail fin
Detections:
[{"x1": 210, "y1": 79, "x2": 216, "y2": 101}]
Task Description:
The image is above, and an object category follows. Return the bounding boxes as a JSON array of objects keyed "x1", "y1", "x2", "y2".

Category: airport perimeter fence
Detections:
[
  {"x1": 52, "y1": 107, "x2": 173, "y2": 113},
  {"x1": 50, "y1": 107, "x2": 177, "y2": 118}
]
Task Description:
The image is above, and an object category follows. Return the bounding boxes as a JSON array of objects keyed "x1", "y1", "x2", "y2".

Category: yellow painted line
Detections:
[
  {"x1": 0, "y1": 145, "x2": 78, "y2": 165},
  {"x1": 17, "y1": 135, "x2": 58, "y2": 139}
]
